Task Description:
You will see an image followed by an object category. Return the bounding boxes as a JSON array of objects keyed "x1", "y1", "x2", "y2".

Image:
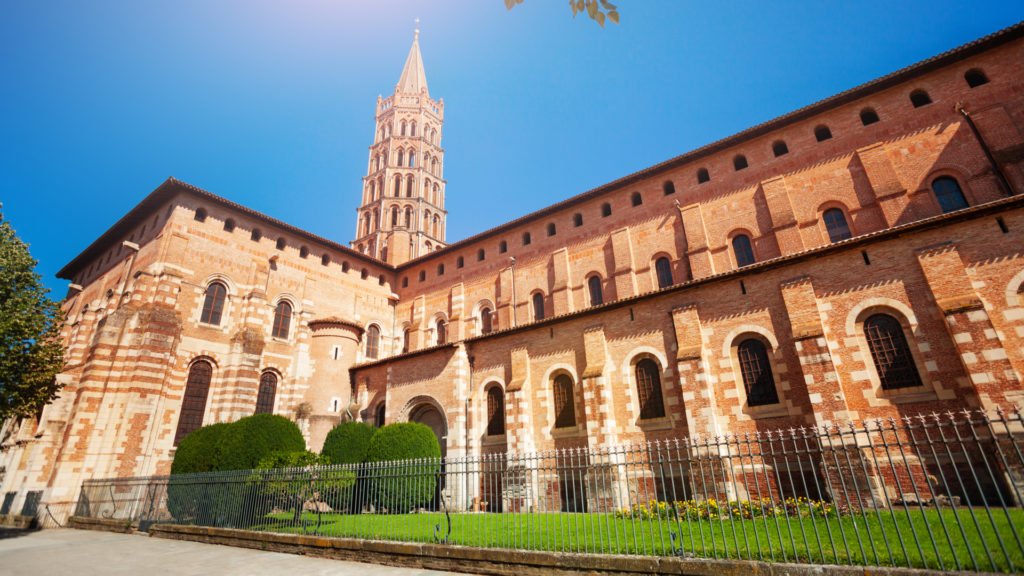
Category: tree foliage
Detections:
[
  {"x1": 505, "y1": 0, "x2": 620, "y2": 27},
  {"x1": 0, "y1": 207, "x2": 65, "y2": 422},
  {"x1": 170, "y1": 422, "x2": 232, "y2": 475},
  {"x1": 321, "y1": 421, "x2": 375, "y2": 465},
  {"x1": 215, "y1": 413, "x2": 306, "y2": 472},
  {"x1": 366, "y1": 422, "x2": 441, "y2": 513}
]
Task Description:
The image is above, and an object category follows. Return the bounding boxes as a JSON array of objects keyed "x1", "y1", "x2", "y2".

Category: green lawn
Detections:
[{"x1": 252, "y1": 507, "x2": 1024, "y2": 573}]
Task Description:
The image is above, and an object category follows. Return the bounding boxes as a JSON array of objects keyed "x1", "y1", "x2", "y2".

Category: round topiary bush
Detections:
[
  {"x1": 215, "y1": 414, "x2": 306, "y2": 472},
  {"x1": 321, "y1": 421, "x2": 375, "y2": 465},
  {"x1": 366, "y1": 422, "x2": 441, "y2": 513},
  {"x1": 170, "y1": 422, "x2": 232, "y2": 474}
]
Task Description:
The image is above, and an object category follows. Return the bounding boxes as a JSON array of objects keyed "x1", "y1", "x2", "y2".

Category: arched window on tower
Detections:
[
  {"x1": 479, "y1": 307, "x2": 492, "y2": 335},
  {"x1": 255, "y1": 371, "x2": 277, "y2": 414},
  {"x1": 655, "y1": 257, "x2": 673, "y2": 289},
  {"x1": 404, "y1": 207, "x2": 412, "y2": 227},
  {"x1": 174, "y1": 360, "x2": 213, "y2": 445},
  {"x1": 407, "y1": 175, "x2": 415, "y2": 197},
  {"x1": 365, "y1": 325, "x2": 380, "y2": 359},
  {"x1": 737, "y1": 338, "x2": 780, "y2": 406},
  {"x1": 863, "y1": 313, "x2": 922, "y2": 390},
  {"x1": 432, "y1": 157, "x2": 438, "y2": 176},
  {"x1": 532, "y1": 292, "x2": 545, "y2": 321},
  {"x1": 635, "y1": 358, "x2": 665, "y2": 419},
  {"x1": 553, "y1": 374, "x2": 576, "y2": 428},
  {"x1": 410, "y1": 121, "x2": 417, "y2": 136},
  {"x1": 271, "y1": 301, "x2": 292, "y2": 339},
  {"x1": 391, "y1": 206, "x2": 399, "y2": 226},
  {"x1": 823, "y1": 208, "x2": 852, "y2": 242},
  {"x1": 433, "y1": 215, "x2": 440, "y2": 238},
  {"x1": 587, "y1": 276, "x2": 603, "y2": 306},
  {"x1": 486, "y1": 387, "x2": 505, "y2": 436},
  {"x1": 397, "y1": 149, "x2": 404, "y2": 167},
  {"x1": 200, "y1": 282, "x2": 227, "y2": 325},
  {"x1": 732, "y1": 234, "x2": 755, "y2": 267},
  {"x1": 400, "y1": 121, "x2": 407, "y2": 136},
  {"x1": 408, "y1": 151, "x2": 416, "y2": 167},
  {"x1": 931, "y1": 176, "x2": 968, "y2": 213}
]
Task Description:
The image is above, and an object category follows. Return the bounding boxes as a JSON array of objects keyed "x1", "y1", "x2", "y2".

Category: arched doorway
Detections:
[{"x1": 408, "y1": 401, "x2": 448, "y2": 510}]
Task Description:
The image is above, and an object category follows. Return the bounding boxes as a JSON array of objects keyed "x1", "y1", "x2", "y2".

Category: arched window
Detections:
[
  {"x1": 635, "y1": 358, "x2": 665, "y2": 419},
  {"x1": 435, "y1": 319, "x2": 447, "y2": 345},
  {"x1": 391, "y1": 206, "x2": 399, "y2": 226},
  {"x1": 410, "y1": 121, "x2": 417, "y2": 136},
  {"x1": 737, "y1": 338, "x2": 779, "y2": 406},
  {"x1": 251, "y1": 228, "x2": 262, "y2": 242},
  {"x1": 299, "y1": 246, "x2": 309, "y2": 259},
  {"x1": 418, "y1": 270, "x2": 426, "y2": 282},
  {"x1": 431, "y1": 157, "x2": 438, "y2": 175},
  {"x1": 480, "y1": 307, "x2": 492, "y2": 334},
  {"x1": 733, "y1": 155, "x2": 748, "y2": 171},
  {"x1": 394, "y1": 174, "x2": 402, "y2": 197},
  {"x1": 400, "y1": 121, "x2": 407, "y2": 136},
  {"x1": 275, "y1": 237, "x2": 286, "y2": 251},
  {"x1": 587, "y1": 276, "x2": 603, "y2": 306},
  {"x1": 457, "y1": 256, "x2": 465, "y2": 268},
  {"x1": 397, "y1": 149, "x2": 404, "y2": 167},
  {"x1": 553, "y1": 374, "x2": 576, "y2": 428},
  {"x1": 486, "y1": 386, "x2": 505, "y2": 436},
  {"x1": 663, "y1": 180, "x2": 676, "y2": 195},
  {"x1": 365, "y1": 324, "x2": 380, "y2": 359},
  {"x1": 407, "y1": 175, "x2": 415, "y2": 197},
  {"x1": 437, "y1": 263, "x2": 445, "y2": 276},
  {"x1": 655, "y1": 257, "x2": 673, "y2": 289},
  {"x1": 255, "y1": 371, "x2": 277, "y2": 414},
  {"x1": 532, "y1": 292, "x2": 545, "y2": 321},
  {"x1": 931, "y1": 176, "x2": 968, "y2": 213},
  {"x1": 271, "y1": 301, "x2": 292, "y2": 339},
  {"x1": 522, "y1": 232, "x2": 531, "y2": 246},
  {"x1": 601, "y1": 203, "x2": 612, "y2": 217},
  {"x1": 772, "y1": 140, "x2": 789, "y2": 157},
  {"x1": 174, "y1": 360, "x2": 213, "y2": 445},
  {"x1": 864, "y1": 313, "x2": 922, "y2": 390},
  {"x1": 697, "y1": 168, "x2": 710, "y2": 184},
  {"x1": 964, "y1": 68, "x2": 989, "y2": 88},
  {"x1": 814, "y1": 125, "x2": 832, "y2": 142},
  {"x1": 408, "y1": 151, "x2": 416, "y2": 168},
  {"x1": 860, "y1": 108, "x2": 880, "y2": 125},
  {"x1": 223, "y1": 218, "x2": 236, "y2": 233},
  {"x1": 732, "y1": 234, "x2": 755, "y2": 267},
  {"x1": 375, "y1": 402, "x2": 386, "y2": 427},
  {"x1": 477, "y1": 248, "x2": 485, "y2": 261},
  {"x1": 402, "y1": 329, "x2": 410, "y2": 353},
  {"x1": 909, "y1": 89, "x2": 932, "y2": 108},
  {"x1": 321, "y1": 253, "x2": 331, "y2": 266},
  {"x1": 200, "y1": 282, "x2": 227, "y2": 325},
  {"x1": 547, "y1": 223, "x2": 556, "y2": 236},
  {"x1": 631, "y1": 191, "x2": 643, "y2": 206},
  {"x1": 499, "y1": 240, "x2": 508, "y2": 253},
  {"x1": 194, "y1": 207, "x2": 207, "y2": 222},
  {"x1": 823, "y1": 208, "x2": 852, "y2": 242},
  {"x1": 404, "y1": 207, "x2": 412, "y2": 227},
  {"x1": 573, "y1": 213, "x2": 583, "y2": 227}
]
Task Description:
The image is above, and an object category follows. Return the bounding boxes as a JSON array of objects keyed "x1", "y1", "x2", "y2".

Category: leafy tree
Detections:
[
  {"x1": 321, "y1": 421, "x2": 375, "y2": 465},
  {"x1": 251, "y1": 450, "x2": 355, "y2": 526},
  {"x1": 0, "y1": 207, "x2": 65, "y2": 423},
  {"x1": 506, "y1": 0, "x2": 620, "y2": 27}
]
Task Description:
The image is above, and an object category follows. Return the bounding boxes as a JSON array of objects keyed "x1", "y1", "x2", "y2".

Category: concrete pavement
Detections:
[{"x1": 0, "y1": 528, "x2": 467, "y2": 575}]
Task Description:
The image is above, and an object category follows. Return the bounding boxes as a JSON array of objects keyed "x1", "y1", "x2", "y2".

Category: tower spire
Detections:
[{"x1": 397, "y1": 22, "x2": 429, "y2": 95}]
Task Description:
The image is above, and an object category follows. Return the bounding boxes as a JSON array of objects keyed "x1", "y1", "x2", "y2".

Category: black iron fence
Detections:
[{"x1": 76, "y1": 409, "x2": 1024, "y2": 572}]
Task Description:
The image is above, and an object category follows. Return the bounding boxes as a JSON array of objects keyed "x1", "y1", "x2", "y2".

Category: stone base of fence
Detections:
[
  {"x1": 111, "y1": 521, "x2": 991, "y2": 576},
  {"x1": 0, "y1": 514, "x2": 37, "y2": 530},
  {"x1": 68, "y1": 516, "x2": 134, "y2": 533}
]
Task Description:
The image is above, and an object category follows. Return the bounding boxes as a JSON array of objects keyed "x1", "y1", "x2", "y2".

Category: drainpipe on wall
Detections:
[
  {"x1": 956, "y1": 102, "x2": 1015, "y2": 196},
  {"x1": 508, "y1": 257, "x2": 517, "y2": 328}
]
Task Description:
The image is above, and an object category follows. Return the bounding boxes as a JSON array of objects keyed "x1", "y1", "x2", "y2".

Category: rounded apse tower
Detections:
[{"x1": 304, "y1": 317, "x2": 363, "y2": 451}]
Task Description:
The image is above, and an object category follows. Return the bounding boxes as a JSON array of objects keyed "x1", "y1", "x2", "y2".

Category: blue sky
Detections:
[{"x1": 1, "y1": 1, "x2": 1020, "y2": 295}]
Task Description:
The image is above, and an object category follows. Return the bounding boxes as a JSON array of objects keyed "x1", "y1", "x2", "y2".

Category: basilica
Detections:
[{"x1": 2, "y1": 23, "x2": 1024, "y2": 521}]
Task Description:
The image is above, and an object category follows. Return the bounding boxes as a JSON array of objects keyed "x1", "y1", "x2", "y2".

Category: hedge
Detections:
[
  {"x1": 170, "y1": 422, "x2": 231, "y2": 475},
  {"x1": 215, "y1": 414, "x2": 306, "y2": 472},
  {"x1": 321, "y1": 421, "x2": 375, "y2": 465},
  {"x1": 366, "y1": 422, "x2": 441, "y2": 513}
]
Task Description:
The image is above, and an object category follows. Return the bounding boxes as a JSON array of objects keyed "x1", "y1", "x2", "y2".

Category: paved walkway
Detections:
[{"x1": 0, "y1": 528, "x2": 466, "y2": 575}]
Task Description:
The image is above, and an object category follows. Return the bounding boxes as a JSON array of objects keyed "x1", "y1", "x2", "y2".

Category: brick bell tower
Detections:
[{"x1": 352, "y1": 26, "x2": 447, "y2": 265}]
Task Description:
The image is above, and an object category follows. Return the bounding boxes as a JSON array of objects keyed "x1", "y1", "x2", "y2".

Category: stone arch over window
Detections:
[
  {"x1": 631, "y1": 191, "x2": 643, "y2": 206},
  {"x1": 733, "y1": 155, "x2": 748, "y2": 171},
  {"x1": 964, "y1": 68, "x2": 989, "y2": 88},
  {"x1": 860, "y1": 107, "x2": 880, "y2": 125},
  {"x1": 696, "y1": 167, "x2": 710, "y2": 184},
  {"x1": 663, "y1": 180, "x2": 676, "y2": 195},
  {"x1": 365, "y1": 324, "x2": 381, "y2": 359},
  {"x1": 255, "y1": 370, "x2": 278, "y2": 414},
  {"x1": 1005, "y1": 269, "x2": 1024, "y2": 308},
  {"x1": 200, "y1": 281, "x2": 228, "y2": 325},
  {"x1": 485, "y1": 384, "x2": 505, "y2": 436},
  {"x1": 654, "y1": 256, "x2": 673, "y2": 289},
  {"x1": 586, "y1": 274, "x2": 603, "y2": 306},
  {"x1": 271, "y1": 299, "x2": 292, "y2": 339},
  {"x1": 909, "y1": 89, "x2": 932, "y2": 108},
  {"x1": 532, "y1": 291, "x2": 545, "y2": 321},
  {"x1": 821, "y1": 205, "x2": 853, "y2": 243},
  {"x1": 734, "y1": 335, "x2": 780, "y2": 407},
  {"x1": 275, "y1": 237, "x2": 286, "y2": 251},
  {"x1": 814, "y1": 125, "x2": 832, "y2": 142},
  {"x1": 931, "y1": 175, "x2": 969, "y2": 213},
  {"x1": 552, "y1": 372, "x2": 577, "y2": 429},
  {"x1": 601, "y1": 202, "x2": 612, "y2": 217},
  {"x1": 771, "y1": 140, "x2": 789, "y2": 157},
  {"x1": 730, "y1": 231, "x2": 756, "y2": 268},
  {"x1": 847, "y1": 302, "x2": 932, "y2": 398},
  {"x1": 194, "y1": 207, "x2": 207, "y2": 222},
  {"x1": 174, "y1": 358, "x2": 214, "y2": 445}
]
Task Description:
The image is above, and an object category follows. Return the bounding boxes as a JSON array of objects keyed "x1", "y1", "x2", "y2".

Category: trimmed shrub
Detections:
[
  {"x1": 170, "y1": 422, "x2": 231, "y2": 474},
  {"x1": 366, "y1": 422, "x2": 441, "y2": 513},
  {"x1": 321, "y1": 421, "x2": 375, "y2": 465},
  {"x1": 216, "y1": 414, "x2": 305, "y2": 472}
]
